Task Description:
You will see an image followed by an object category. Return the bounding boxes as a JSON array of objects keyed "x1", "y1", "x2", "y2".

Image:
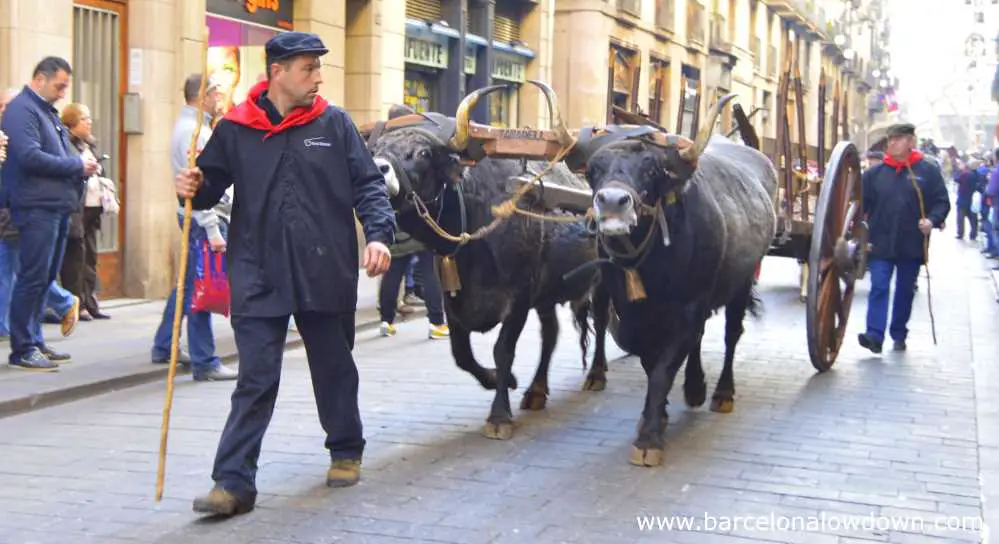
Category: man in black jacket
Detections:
[
  {"x1": 175, "y1": 32, "x2": 396, "y2": 517},
  {"x1": 1, "y1": 57, "x2": 97, "y2": 371},
  {"x1": 858, "y1": 123, "x2": 950, "y2": 353}
]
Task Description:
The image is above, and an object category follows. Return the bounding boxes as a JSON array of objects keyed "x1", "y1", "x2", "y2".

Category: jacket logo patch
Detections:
[{"x1": 304, "y1": 137, "x2": 332, "y2": 148}]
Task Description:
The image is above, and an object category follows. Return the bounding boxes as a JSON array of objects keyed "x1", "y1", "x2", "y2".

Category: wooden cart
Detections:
[{"x1": 739, "y1": 46, "x2": 869, "y2": 372}]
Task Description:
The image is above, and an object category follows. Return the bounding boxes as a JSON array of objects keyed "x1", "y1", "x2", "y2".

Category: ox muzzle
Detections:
[
  {"x1": 593, "y1": 184, "x2": 639, "y2": 236},
  {"x1": 373, "y1": 157, "x2": 401, "y2": 197}
]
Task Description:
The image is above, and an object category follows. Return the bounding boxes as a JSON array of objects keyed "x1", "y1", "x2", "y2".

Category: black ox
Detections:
[
  {"x1": 567, "y1": 95, "x2": 777, "y2": 466},
  {"x1": 366, "y1": 84, "x2": 611, "y2": 440}
]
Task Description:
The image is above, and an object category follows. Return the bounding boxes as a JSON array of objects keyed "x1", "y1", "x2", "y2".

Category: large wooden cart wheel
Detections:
[{"x1": 806, "y1": 141, "x2": 867, "y2": 372}]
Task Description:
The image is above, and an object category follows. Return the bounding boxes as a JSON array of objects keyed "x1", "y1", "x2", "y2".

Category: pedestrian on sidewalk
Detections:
[
  {"x1": 175, "y1": 32, "x2": 396, "y2": 517},
  {"x1": 0, "y1": 57, "x2": 91, "y2": 371},
  {"x1": 954, "y1": 159, "x2": 980, "y2": 241},
  {"x1": 60, "y1": 103, "x2": 110, "y2": 321},
  {"x1": 858, "y1": 122, "x2": 950, "y2": 354},
  {"x1": 150, "y1": 74, "x2": 236, "y2": 382},
  {"x1": 0, "y1": 88, "x2": 81, "y2": 341},
  {"x1": 376, "y1": 104, "x2": 447, "y2": 339}
]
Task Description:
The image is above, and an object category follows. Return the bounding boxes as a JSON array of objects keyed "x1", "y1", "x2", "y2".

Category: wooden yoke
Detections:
[{"x1": 359, "y1": 81, "x2": 731, "y2": 177}]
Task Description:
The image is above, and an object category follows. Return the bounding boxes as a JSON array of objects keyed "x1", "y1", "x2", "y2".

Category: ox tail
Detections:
[{"x1": 571, "y1": 298, "x2": 592, "y2": 370}]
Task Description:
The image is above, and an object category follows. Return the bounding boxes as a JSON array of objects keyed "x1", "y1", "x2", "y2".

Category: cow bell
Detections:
[{"x1": 438, "y1": 255, "x2": 462, "y2": 297}]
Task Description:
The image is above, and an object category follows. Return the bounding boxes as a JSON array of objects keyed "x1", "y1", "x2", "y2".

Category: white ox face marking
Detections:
[
  {"x1": 374, "y1": 156, "x2": 400, "y2": 197},
  {"x1": 593, "y1": 184, "x2": 638, "y2": 236}
]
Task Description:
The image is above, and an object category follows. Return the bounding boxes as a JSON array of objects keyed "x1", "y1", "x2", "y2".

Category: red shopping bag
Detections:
[{"x1": 190, "y1": 241, "x2": 231, "y2": 316}]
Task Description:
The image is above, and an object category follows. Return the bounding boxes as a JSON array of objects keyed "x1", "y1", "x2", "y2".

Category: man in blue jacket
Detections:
[
  {"x1": 175, "y1": 32, "x2": 396, "y2": 517},
  {"x1": 0, "y1": 57, "x2": 97, "y2": 371},
  {"x1": 858, "y1": 123, "x2": 950, "y2": 354}
]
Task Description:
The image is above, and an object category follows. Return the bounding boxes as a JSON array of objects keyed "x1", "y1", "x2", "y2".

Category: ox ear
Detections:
[{"x1": 441, "y1": 152, "x2": 463, "y2": 184}]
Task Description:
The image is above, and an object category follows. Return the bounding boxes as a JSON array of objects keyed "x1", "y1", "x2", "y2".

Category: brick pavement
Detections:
[{"x1": 0, "y1": 228, "x2": 991, "y2": 544}]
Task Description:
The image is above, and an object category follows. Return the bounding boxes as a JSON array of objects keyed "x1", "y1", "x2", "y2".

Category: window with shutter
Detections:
[
  {"x1": 406, "y1": 0, "x2": 443, "y2": 23},
  {"x1": 493, "y1": 0, "x2": 522, "y2": 43}
]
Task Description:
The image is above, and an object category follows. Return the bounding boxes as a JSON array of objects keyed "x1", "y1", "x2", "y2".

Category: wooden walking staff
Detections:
[{"x1": 156, "y1": 26, "x2": 212, "y2": 502}]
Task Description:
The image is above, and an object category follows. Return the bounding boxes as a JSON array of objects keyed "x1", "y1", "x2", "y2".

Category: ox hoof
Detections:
[
  {"x1": 628, "y1": 445, "x2": 664, "y2": 467},
  {"x1": 683, "y1": 381, "x2": 707, "y2": 408},
  {"x1": 481, "y1": 421, "x2": 515, "y2": 440},
  {"x1": 798, "y1": 294, "x2": 807, "y2": 303},
  {"x1": 481, "y1": 369, "x2": 519, "y2": 391},
  {"x1": 520, "y1": 389, "x2": 548, "y2": 411},
  {"x1": 581, "y1": 376, "x2": 607, "y2": 392},
  {"x1": 710, "y1": 396, "x2": 734, "y2": 414}
]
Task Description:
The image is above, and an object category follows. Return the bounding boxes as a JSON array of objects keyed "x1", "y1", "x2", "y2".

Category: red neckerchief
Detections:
[
  {"x1": 224, "y1": 80, "x2": 328, "y2": 139},
  {"x1": 882, "y1": 149, "x2": 924, "y2": 173}
]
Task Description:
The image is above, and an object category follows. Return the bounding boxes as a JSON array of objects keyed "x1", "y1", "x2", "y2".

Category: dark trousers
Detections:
[
  {"x1": 211, "y1": 311, "x2": 363, "y2": 498},
  {"x1": 60, "y1": 207, "x2": 101, "y2": 314},
  {"x1": 865, "y1": 258, "x2": 921, "y2": 344},
  {"x1": 378, "y1": 250, "x2": 444, "y2": 325},
  {"x1": 956, "y1": 203, "x2": 978, "y2": 239},
  {"x1": 8, "y1": 208, "x2": 69, "y2": 361}
]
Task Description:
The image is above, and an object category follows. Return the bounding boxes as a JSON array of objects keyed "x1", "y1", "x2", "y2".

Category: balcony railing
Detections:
[
  {"x1": 709, "y1": 13, "x2": 728, "y2": 50},
  {"x1": 751, "y1": 36, "x2": 762, "y2": 70},
  {"x1": 655, "y1": 0, "x2": 675, "y2": 32},
  {"x1": 687, "y1": 1, "x2": 705, "y2": 45},
  {"x1": 617, "y1": 0, "x2": 640, "y2": 17}
]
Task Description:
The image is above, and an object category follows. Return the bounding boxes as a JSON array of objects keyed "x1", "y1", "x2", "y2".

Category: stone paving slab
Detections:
[
  {"x1": 0, "y1": 274, "x2": 422, "y2": 418},
  {"x1": 0, "y1": 229, "x2": 991, "y2": 544}
]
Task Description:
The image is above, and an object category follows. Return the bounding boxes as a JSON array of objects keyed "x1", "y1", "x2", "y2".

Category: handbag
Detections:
[
  {"x1": 96, "y1": 176, "x2": 120, "y2": 215},
  {"x1": 190, "y1": 240, "x2": 231, "y2": 316},
  {"x1": 972, "y1": 192, "x2": 982, "y2": 215}
]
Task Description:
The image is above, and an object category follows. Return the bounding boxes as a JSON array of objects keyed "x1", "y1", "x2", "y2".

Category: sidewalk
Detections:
[{"x1": 0, "y1": 273, "x2": 425, "y2": 418}]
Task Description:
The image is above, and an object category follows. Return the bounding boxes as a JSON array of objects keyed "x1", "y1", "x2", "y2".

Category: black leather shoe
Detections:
[
  {"x1": 893, "y1": 340, "x2": 907, "y2": 352},
  {"x1": 858, "y1": 333, "x2": 882, "y2": 354}
]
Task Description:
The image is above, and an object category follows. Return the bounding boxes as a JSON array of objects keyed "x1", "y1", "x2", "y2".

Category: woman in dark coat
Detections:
[{"x1": 60, "y1": 103, "x2": 109, "y2": 320}]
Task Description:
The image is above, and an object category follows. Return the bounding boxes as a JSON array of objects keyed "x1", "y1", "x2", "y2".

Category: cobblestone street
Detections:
[{"x1": 0, "y1": 229, "x2": 994, "y2": 544}]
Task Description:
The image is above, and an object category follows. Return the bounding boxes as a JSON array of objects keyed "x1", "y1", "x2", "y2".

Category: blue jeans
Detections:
[
  {"x1": 8, "y1": 209, "x2": 70, "y2": 361},
  {"x1": 0, "y1": 240, "x2": 78, "y2": 336},
  {"x1": 865, "y1": 258, "x2": 922, "y2": 344},
  {"x1": 151, "y1": 215, "x2": 225, "y2": 375}
]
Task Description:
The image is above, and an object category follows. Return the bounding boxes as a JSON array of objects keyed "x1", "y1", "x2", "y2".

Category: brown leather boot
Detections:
[
  {"x1": 192, "y1": 486, "x2": 255, "y2": 516},
  {"x1": 326, "y1": 459, "x2": 361, "y2": 488}
]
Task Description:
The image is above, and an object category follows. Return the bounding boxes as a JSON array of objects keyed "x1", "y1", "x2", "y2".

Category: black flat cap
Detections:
[
  {"x1": 886, "y1": 122, "x2": 916, "y2": 138},
  {"x1": 265, "y1": 32, "x2": 329, "y2": 61}
]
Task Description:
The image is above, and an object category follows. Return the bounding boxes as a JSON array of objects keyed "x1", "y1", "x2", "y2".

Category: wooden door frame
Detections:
[{"x1": 73, "y1": 0, "x2": 127, "y2": 298}]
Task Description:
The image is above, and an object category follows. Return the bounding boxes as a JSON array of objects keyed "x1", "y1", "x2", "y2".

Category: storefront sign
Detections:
[
  {"x1": 405, "y1": 36, "x2": 449, "y2": 70},
  {"x1": 492, "y1": 52, "x2": 527, "y2": 83},
  {"x1": 207, "y1": 0, "x2": 293, "y2": 30}
]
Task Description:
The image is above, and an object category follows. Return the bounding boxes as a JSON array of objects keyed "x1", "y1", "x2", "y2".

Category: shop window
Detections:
[
  {"x1": 607, "y1": 44, "x2": 639, "y2": 122},
  {"x1": 404, "y1": 70, "x2": 436, "y2": 113},
  {"x1": 489, "y1": 86, "x2": 519, "y2": 128},
  {"x1": 207, "y1": 16, "x2": 281, "y2": 115},
  {"x1": 648, "y1": 58, "x2": 670, "y2": 125}
]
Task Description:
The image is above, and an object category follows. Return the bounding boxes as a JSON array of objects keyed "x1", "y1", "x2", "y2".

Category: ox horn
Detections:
[
  {"x1": 525, "y1": 79, "x2": 576, "y2": 149},
  {"x1": 680, "y1": 93, "x2": 737, "y2": 164},
  {"x1": 450, "y1": 84, "x2": 510, "y2": 151}
]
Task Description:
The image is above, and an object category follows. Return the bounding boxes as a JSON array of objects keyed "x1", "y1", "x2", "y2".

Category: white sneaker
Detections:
[{"x1": 379, "y1": 322, "x2": 397, "y2": 337}]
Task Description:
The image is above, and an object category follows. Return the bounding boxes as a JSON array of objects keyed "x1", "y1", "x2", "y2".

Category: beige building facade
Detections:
[
  {"x1": 551, "y1": 0, "x2": 892, "y2": 158},
  {"x1": 0, "y1": 0, "x2": 558, "y2": 299},
  {"x1": 0, "y1": 0, "x2": 890, "y2": 299}
]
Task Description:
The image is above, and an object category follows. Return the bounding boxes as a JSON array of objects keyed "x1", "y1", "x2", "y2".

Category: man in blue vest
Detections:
[{"x1": 0, "y1": 57, "x2": 96, "y2": 371}]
